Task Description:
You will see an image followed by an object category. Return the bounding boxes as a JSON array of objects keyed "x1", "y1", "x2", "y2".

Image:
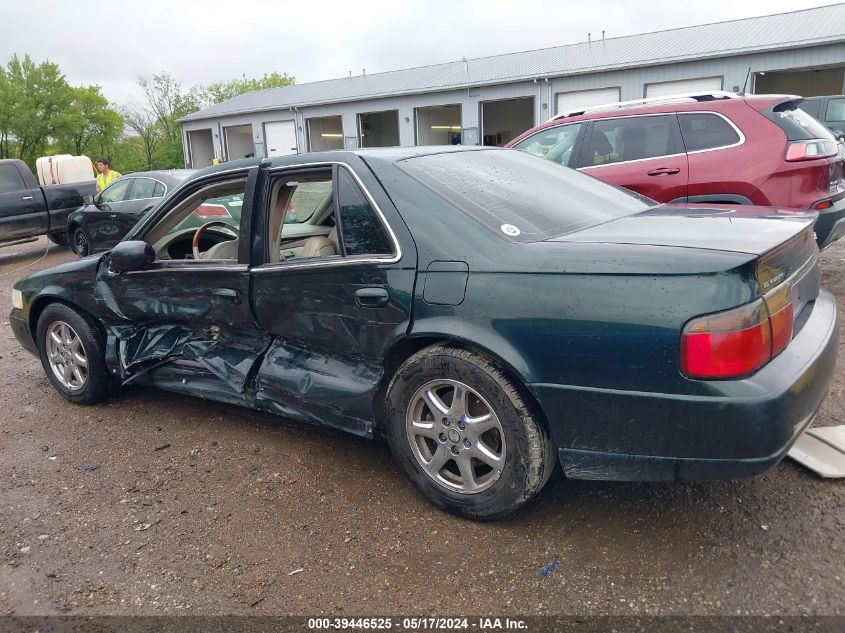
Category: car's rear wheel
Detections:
[
  {"x1": 72, "y1": 228, "x2": 91, "y2": 257},
  {"x1": 384, "y1": 345, "x2": 556, "y2": 520},
  {"x1": 36, "y1": 303, "x2": 114, "y2": 404}
]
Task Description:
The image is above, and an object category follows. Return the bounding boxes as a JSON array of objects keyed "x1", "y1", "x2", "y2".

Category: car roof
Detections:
[
  {"x1": 189, "y1": 146, "x2": 497, "y2": 181},
  {"x1": 508, "y1": 93, "x2": 796, "y2": 144},
  {"x1": 120, "y1": 169, "x2": 196, "y2": 185}
]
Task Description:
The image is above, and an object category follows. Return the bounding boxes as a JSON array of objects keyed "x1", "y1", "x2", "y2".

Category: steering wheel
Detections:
[{"x1": 192, "y1": 221, "x2": 239, "y2": 260}]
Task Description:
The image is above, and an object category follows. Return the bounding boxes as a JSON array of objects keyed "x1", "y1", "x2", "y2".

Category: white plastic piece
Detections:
[
  {"x1": 787, "y1": 425, "x2": 845, "y2": 478},
  {"x1": 36, "y1": 155, "x2": 96, "y2": 186}
]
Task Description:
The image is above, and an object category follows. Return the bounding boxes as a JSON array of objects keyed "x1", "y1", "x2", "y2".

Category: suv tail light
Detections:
[
  {"x1": 785, "y1": 139, "x2": 838, "y2": 162},
  {"x1": 681, "y1": 286, "x2": 793, "y2": 379}
]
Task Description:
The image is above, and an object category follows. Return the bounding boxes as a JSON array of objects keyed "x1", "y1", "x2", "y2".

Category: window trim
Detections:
[
  {"x1": 678, "y1": 111, "x2": 746, "y2": 155},
  {"x1": 253, "y1": 161, "x2": 402, "y2": 273}
]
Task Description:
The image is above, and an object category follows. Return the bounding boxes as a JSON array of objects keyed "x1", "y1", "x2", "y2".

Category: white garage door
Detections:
[
  {"x1": 556, "y1": 87, "x2": 620, "y2": 114},
  {"x1": 645, "y1": 77, "x2": 722, "y2": 98},
  {"x1": 264, "y1": 120, "x2": 298, "y2": 157}
]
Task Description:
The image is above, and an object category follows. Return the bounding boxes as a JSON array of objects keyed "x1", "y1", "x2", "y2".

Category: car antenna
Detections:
[{"x1": 740, "y1": 66, "x2": 752, "y2": 96}]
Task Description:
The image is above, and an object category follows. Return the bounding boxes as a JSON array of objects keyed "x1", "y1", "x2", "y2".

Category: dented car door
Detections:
[
  {"x1": 249, "y1": 160, "x2": 416, "y2": 436},
  {"x1": 94, "y1": 167, "x2": 271, "y2": 401}
]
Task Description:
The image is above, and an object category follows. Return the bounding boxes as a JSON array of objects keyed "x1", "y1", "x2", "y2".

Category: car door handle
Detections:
[
  {"x1": 355, "y1": 287, "x2": 388, "y2": 308},
  {"x1": 109, "y1": 214, "x2": 117, "y2": 219},
  {"x1": 213, "y1": 288, "x2": 240, "y2": 304},
  {"x1": 647, "y1": 167, "x2": 680, "y2": 176},
  {"x1": 22, "y1": 195, "x2": 33, "y2": 200}
]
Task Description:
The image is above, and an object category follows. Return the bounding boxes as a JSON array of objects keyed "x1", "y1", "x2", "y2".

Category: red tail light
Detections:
[
  {"x1": 193, "y1": 203, "x2": 231, "y2": 219},
  {"x1": 681, "y1": 286, "x2": 794, "y2": 380},
  {"x1": 785, "y1": 139, "x2": 837, "y2": 162}
]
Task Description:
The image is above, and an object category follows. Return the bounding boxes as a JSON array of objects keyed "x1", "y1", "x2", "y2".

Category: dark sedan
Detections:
[
  {"x1": 67, "y1": 169, "x2": 195, "y2": 256},
  {"x1": 10, "y1": 148, "x2": 839, "y2": 519}
]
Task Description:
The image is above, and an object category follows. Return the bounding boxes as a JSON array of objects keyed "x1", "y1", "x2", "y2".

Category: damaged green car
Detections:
[{"x1": 9, "y1": 147, "x2": 839, "y2": 519}]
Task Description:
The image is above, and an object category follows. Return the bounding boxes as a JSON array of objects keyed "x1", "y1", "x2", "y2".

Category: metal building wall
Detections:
[{"x1": 181, "y1": 42, "x2": 845, "y2": 163}]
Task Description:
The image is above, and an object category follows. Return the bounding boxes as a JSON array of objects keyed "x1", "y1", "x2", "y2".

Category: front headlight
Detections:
[{"x1": 11, "y1": 288, "x2": 24, "y2": 310}]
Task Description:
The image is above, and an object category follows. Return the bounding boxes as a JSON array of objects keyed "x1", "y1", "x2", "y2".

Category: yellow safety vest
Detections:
[{"x1": 96, "y1": 170, "x2": 121, "y2": 191}]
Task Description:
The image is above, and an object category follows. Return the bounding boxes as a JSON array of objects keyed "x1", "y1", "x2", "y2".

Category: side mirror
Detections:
[
  {"x1": 109, "y1": 240, "x2": 155, "y2": 274},
  {"x1": 835, "y1": 130, "x2": 845, "y2": 143},
  {"x1": 82, "y1": 194, "x2": 94, "y2": 206}
]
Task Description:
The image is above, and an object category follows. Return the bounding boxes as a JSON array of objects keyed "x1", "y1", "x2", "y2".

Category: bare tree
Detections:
[{"x1": 121, "y1": 104, "x2": 159, "y2": 170}]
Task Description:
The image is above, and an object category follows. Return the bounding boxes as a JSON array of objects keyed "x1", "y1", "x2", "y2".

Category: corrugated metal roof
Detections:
[{"x1": 182, "y1": 4, "x2": 845, "y2": 122}]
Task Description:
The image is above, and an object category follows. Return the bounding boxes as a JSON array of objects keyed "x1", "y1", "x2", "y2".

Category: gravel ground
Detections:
[{"x1": 0, "y1": 236, "x2": 842, "y2": 617}]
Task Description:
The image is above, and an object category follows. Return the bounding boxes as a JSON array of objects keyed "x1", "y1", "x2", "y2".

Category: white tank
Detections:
[{"x1": 36, "y1": 155, "x2": 96, "y2": 186}]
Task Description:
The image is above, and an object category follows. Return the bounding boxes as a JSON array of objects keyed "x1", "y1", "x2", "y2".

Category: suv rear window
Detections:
[
  {"x1": 397, "y1": 149, "x2": 653, "y2": 243},
  {"x1": 678, "y1": 113, "x2": 741, "y2": 151},
  {"x1": 764, "y1": 101, "x2": 835, "y2": 141}
]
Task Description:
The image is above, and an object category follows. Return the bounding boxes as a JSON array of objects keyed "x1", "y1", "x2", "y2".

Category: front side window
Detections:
[
  {"x1": 679, "y1": 113, "x2": 741, "y2": 152},
  {"x1": 582, "y1": 115, "x2": 677, "y2": 166},
  {"x1": 511, "y1": 123, "x2": 583, "y2": 167},
  {"x1": 129, "y1": 178, "x2": 159, "y2": 200},
  {"x1": 143, "y1": 178, "x2": 246, "y2": 261},
  {"x1": 99, "y1": 179, "x2": 131, "y2": 203}
]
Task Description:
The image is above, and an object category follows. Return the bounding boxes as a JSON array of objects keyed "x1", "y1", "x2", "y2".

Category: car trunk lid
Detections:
[{"x1": 553, "y1": 204, "x2": 820, "y2": 316}]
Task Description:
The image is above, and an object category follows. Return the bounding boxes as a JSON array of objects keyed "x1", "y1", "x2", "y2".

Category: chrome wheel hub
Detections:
[
  {"x1": 406, "y1": 379, "x2": 506, "y2": 494},
  {"x1": 45, "y1": 321, "x2": 88, "y2": 391}
]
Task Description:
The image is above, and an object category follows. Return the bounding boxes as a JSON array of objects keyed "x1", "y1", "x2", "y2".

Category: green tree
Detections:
[
  {"x1": 5, "y1": 55, "x2": 73, "y2": 166},
  {"x1": 54, "y1": 85, "x2": 123, "y2": 157},
  {"x1": 195, "y1": 71, "x2": 295, "y2": 108}
]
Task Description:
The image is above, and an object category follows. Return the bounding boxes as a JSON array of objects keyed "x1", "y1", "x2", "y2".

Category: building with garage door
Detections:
[{"x1": 180, "y1": 4, "x2": 845, "y2": 167}]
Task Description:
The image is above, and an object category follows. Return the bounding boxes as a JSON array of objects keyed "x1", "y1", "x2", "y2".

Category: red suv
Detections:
[{"x1": 507, "y1": 92, "x2": 845, "y2": 250}]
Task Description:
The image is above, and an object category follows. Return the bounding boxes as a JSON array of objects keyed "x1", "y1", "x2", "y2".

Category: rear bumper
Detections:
[
  {"x1": 532, "y1": 289, "x2": 839, "y2": 481},
  {"x1": 815, "y1": 197, "x2": 845, "y2": 250}
]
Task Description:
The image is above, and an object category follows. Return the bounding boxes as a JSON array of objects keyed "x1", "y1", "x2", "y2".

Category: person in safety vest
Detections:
[{"x1": 95, "y1": 157, "x2": 121, "y2": 192}]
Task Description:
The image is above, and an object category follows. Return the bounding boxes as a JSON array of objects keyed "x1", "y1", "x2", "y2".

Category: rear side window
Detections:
[
  {"x1": 764, "y1": 101, "x2": 835, "y2": 141},
  {"x1": 678, "y1": 113, "x2": 741, "y2": 151},
  {"x1": 153, "y1": 181, "x2": 166, "y2": 197},
  {"x1": 511, "y1": 123, "x2": 583, "y2": 167},
  {"x1": 337, "y1": 167, "x2": 393, "y2": 256},
  {"x1": 129, "y1": 178, "x2": 157, "y2": 200},
  {"x1": 0, "y1": 164, "x2": 26, "y2": 193},
  {"x1": 825, "y1": 99, "x2": 845, "y2": 122},
  {"x1": 581, "y1": 115, "x2": 677, "y2": 166}
]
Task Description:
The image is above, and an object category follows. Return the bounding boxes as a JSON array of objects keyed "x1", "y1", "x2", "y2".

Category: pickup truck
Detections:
[{"x1": 0, "y1": 158, "x2": 95, "y2": 246}]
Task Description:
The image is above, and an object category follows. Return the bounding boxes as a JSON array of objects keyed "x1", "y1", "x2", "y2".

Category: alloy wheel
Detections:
[
  {"x1": 45, "y1": 321, "x2": 88, "y2": 391},
  {"x1": 406, "y1": 379, "x2": 506, "y2": 494}
]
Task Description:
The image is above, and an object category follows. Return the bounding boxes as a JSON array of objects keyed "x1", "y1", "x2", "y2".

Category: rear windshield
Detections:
[
  {"x1": 764, "y1": 100, "x2": 834, "y2": 141},
  {"x1": 396, "y1": 149, "x2": 653, "y2": 243}
]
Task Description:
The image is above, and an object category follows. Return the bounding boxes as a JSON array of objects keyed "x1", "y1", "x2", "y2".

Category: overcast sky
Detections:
[{"x1": 1, "y1": 0, "x2": 841, "y2": 105}]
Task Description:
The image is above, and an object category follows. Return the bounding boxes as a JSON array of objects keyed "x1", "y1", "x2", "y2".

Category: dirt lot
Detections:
[{"x1": 0, "y1": 236, "x2": 843, "y2": 618}]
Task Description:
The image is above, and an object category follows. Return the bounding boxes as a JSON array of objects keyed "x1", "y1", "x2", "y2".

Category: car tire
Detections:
[
  {"x1": 36, "y1": 303, "x2": 115, "y2": 405},
  {"x1": 384, "y1": 345, "x2": 556, "y2": 520},
  {"x1": 47, "y1": 232, "x2": 68, "y2": 246},
  {"x1": 72, "y1": 228, "x2": 91, "y2": 257}
]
